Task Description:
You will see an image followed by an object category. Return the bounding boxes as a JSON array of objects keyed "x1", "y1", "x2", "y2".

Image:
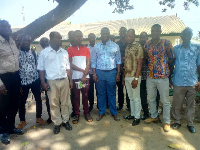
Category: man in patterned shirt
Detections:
[
  {"x1": 144, "y1": 24, "x2": 175, "y2": 132},
  {"x1": 17, "y1": 35, "x2": 46, "y2": 129},
  {"x1": 91, "y1": 27, "x2": 121, "y2": 121}
]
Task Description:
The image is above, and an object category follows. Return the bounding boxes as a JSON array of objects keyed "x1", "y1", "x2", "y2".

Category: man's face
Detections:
[
  {"x1": 140, "y1": 33, "x2": 148, "y2": 45},
  {"x1": 21, "y1": 36, "x2": 31, "y2": 50},
  {"x1": 88, "y1": 34, "x2": 96, "y2": 45},
  {"x1": 181, "y1": 29, "x2": 192, "y2": 44},
  {"x1": 101, "y1": 28, "x2": 110, "y2": 43},
  {"x1": 75, "y1": 31, "x2": 83, "y2": 45},
  {"x1": 126, "y1": 31, "x2": 135, "y2": 44},
  {"x1": 51, "y1": 33, "x2": 62, "y2": 47},
  {"x1": 0, "y1": 22, "x2": 12, "y2": 37},
  {"x1": 119, "y1": 28, "x2": 127, "y2": 39},
  {"x1": 68, "y1": 32, "x2": 75, "y2": 44},
  {"x1": 151, "y1": 26, "x2": 161, "y2": 41},
  {"x1": 40, "y1": 38, "x2": 49, "y2": 48}
]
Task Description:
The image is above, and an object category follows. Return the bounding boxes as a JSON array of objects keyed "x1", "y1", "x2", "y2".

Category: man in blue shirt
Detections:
[
  {"x1": 171, "y1": 27, "x2": 200, "y2": 133},
  {"x1": 91, "y1": 27, "x2": 121, "y2": 121}
]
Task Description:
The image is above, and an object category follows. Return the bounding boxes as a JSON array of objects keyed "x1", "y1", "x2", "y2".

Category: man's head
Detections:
[
  {"x1": 119, "y1": 27, "x2": 127, "y2": 39},
  {"x1": 0, "y1": 20, "x2": 12, "y2": 40},
  {"x1": 49, "y1": 31, "x2": 62, "y2": 49},
  {"x1": 126, "y1": 29, "x2": 135, "y2": 44},
  {"x1": 151, "y1": 24, "x2": 161, "y2": 41},
  {"x1": 40, "y1": 37, "x2": 49, "y2": 49},
  {"x1": 68, "y1": 31, "x2": 75, "y2": 45},
  {"x1": 101, "y1": 27, "x2": 110, "y2": 43},
  {"x1": 74, "y1": 30, "x2": 83, "y2": 46},
  {"x1": 88, "y1": 33, "x2": 96, "y2": 46},
  {"x1": 110, "y1": 35, "x2": 115, "y2": 42},
  {"x1": 139, "y1": 32, "x2": 148, "y2": 45},
  {"x1": 20, "y1": 35, "x2": 32, "y2": 51},
  {"x1": 180, "y1": 27, "x2": 193, "y2": 45}
]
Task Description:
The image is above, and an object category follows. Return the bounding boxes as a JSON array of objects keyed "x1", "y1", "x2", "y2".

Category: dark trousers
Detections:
[
  {"x1": 18, "y1": 79, "x2": 42, "y2": 121},
  {"x1": 88, "y1": 74, "x2": 95, "y2": 108},
  {"x1": 45, "y1": 91, "x2": 51, "y2": 119},
  {"x1": 140, "y1": 80, "x2": 160, "y2": 116},
  {"x1": 72, "y1": 79, "x2": 90, "y2": 116},
  {"x1": 0, "y1": 71, "x2": 21, "y2": 134}
]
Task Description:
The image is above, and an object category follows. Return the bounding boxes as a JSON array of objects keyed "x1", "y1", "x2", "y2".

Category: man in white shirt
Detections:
[{"x1": 37, "y1": 31, "x2": 73, "y2": 134}]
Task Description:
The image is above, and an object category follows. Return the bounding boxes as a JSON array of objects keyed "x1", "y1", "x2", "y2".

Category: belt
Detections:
[{"x1": 55, "y1": 78, "x2": 66, "y2": 80}]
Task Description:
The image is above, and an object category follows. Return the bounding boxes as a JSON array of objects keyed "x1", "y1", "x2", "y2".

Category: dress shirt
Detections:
[
  {"x1": 144, "y1": 39, "x2": 175, "y2": 79},
  {"x1": 91, "y1": 40, "x2": 121, "y2": 70},
  {"x1": 37, "y1": 46, "x2": 70, "y2": 80},
  {"x1": 173, "y1": 43, "x2": 200, "y2": 86},
  {"x1": 124, "y1": 42, "x2": 143, "y2": 77},
  {"x1": 87, "y1": 44, "x2": 95, "y2": 74},
  {"x1": 0, "y1": 35, "x2": 19, "y2": 86}
]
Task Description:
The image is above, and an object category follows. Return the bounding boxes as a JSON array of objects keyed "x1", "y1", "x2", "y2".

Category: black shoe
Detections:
[
  {"x1": 117, "y1": 106, "x2": 123, "y2": 110},
  {"x1": 132, "y1": 118, "x2": 140, "y2": 126},
  {"x1": 53, "y1": 125, "x2": 60, "y2": 134},
  {"x1": 187, "y1": 125, "x2": 195, "y2": 133},
  {"x1": 172, "y1": 123, "x2": 181, "y2": 130},
  {"x1": 141, "y1": 114, "x2": 149, "y2": 120},
  {"x1": 71, "y1": 111, "x2": 75, "y2": 117},
  {"x1": 1, "y1": 133, "x2": 10, "y2": 145},
  {"x1": 65, "y1": 122, "x2": 72, "y2": 131},
  {"x1": 46, "y1": 118, "x2": 52, "y2": 124},
  {"x1": 123, "y1": 115, "x2": 134, "y2": 120},
  {"x1": 12, "y1": 128, "x2": 24, "y2": 135}
]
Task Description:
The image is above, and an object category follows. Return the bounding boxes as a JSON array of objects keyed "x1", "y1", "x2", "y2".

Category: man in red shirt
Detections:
[{"x1": 67, "y1": 30, "x2": 92, "y2": 124}]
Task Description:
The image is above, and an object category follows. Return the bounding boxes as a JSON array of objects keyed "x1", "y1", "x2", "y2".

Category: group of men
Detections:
[{"x1": 0, "y1": 19, "x2": 200, "y2": 145}]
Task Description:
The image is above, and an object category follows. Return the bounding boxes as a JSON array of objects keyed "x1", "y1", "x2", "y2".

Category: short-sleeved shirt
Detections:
[
  {"x1": 173, "y1": 43, "x2": 200, "y2": 86},
  {"x1": 144, "y1": 39, "x2": 175, "y2": 79},
  {"x1": 37, "y1": 46, "x2": 70, "y2": 80},
  {"x1": 67, "y1": 46, "x2": 90, "y2": 79},
  {"x1": 124, "y1": 42, "x2": 143, "y2": 77}
]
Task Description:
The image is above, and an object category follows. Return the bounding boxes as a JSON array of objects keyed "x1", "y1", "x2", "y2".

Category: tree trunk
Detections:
[{"x1": 13, "y1": 0, "x2": 87, "y2": 41}]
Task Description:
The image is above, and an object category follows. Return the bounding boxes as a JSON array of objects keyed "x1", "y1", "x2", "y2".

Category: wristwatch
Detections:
[{"x1": 135, "y1": 77, "x2": 138, "y2": 81}]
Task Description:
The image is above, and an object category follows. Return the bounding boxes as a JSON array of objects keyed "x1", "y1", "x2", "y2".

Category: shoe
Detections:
[
  {"x1": 53, "y1": 125, "x2": 60, "y2": 134},
  {"x1": 172, "y1": 123, "x2": 181, "y2": 130},
  {"x1": 132, "y1": 118, "x2": 140, "y2": 126},
  {"x1": 144, "y1": 117, "x2": 158, "y2": 124},
  {"x1": 0, "y1": 133, "x2": 10, "y2": 145},
  {"x1": 141, "y1": 114, "x2": 149, "y2": 120},
  {"x1": 36, "y1": 118, "x2": 46, "y2": 125},
  {"x1": 71, "y1": 111, "x2": 75, "y2": 117},
  {"x1": 163, "y1": 124, "x2": 170, "y2": 132},
  {"x1": 11, "y1": 128, "x2": 24, "y2": 135},
  {"x1": 113, "y1": 115, "x2": 120, "y2": 121},
  {"x1": 65, "y1": 122, "x2": 72, "y2": 131},
  {"x1": 17, "y1": 121, "x2": 27, "y2": 129},
  {"x1": 72, "y1": 116, "x2": 79, "y2": 124},
  {"x1": 85, "y1": 115, "x2": 93, "y2": 122},
  {"x1": 46, "y1": 118, "x2": 52, "y2": 124},
  {"x1": 187, "y1": 125, "x2": 195, "y2": 133},
  {"x1": 117, "y1": 106, "x2": 123, "y2": 110},
  {"x1": 96, "y1": 114, "x2": 104, "y2": 121},
  {"x1": 123, "y1": 115, "x2": 134, "y2": 120}
]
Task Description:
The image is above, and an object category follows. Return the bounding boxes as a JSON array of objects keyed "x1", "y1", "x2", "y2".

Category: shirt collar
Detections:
[
  {"x1": 100, "y1": 40, "x2": 112, "y2": 46},
  {"x1": 180, "y1": 42, "x2": 191, "y2": 49},
  {"x1": 48, "y1": 46, "x2": 63, "y2": 53},
  {"x1": 150, "y1": 39, "x2": 162, "y2": 45}
]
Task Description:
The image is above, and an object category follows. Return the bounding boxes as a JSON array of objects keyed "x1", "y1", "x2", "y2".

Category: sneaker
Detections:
[
  {"x1": 17, "y1": 121, "x2": 27, "y2": 129},
  {"x1": 1, "y1": 133, "x2": 10, "y2": 145},
  {"x1": 144, "y1": 117, "x2": 158, "y2": 124},
  {"x1": 163, "y1": 124, "x2": 170, "y2": 132},
  {"x1": 36, "y1": 118, "x2": 46, "y2": 125}
]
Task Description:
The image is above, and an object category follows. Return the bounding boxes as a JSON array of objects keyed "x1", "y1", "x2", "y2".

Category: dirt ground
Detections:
[{"x1": 1, "y1": 95, "x2": 200, "y2": 150}]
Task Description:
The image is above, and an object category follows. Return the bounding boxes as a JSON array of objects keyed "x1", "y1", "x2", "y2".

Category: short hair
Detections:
[
  {"x1": 101, "y1": 27, "x2": 110, "y2": 33},
  {"x1": 119, "y1": 27, "x2": 127, "y2": 32},
  {"x1": 40, "y1": 37, "x2": 49, "y2": 47},
  {"x1": 0, "y1": 20, "x2": 10, "y2": 26},
  {"x1": 151, "y1": 24, "x2": 161, "y2": 30},
  {"x1": 181, "y1": 27, "x2": 193, "y2": 36},
  {"x1": 21, "y1": 34, "x2": 32, "y2": 41},
  {"x1": 127, "y1": 29, "x2": 135, "y2": 36},
  {"x1": 49, "y1": 31, "x2": 60, "y2": 39},
  {"x1": 140, "y1": 31, "x2": 148, "y2": 37},
  {"x1": 88, "y1": 33, "x2": 96, "y2": 38},
  {"x1": 75, "y1": 30, "x2": 83, "y2": 34},
  {"x1": 68, "y1": 31, "x2": 74, "y2": 37}
]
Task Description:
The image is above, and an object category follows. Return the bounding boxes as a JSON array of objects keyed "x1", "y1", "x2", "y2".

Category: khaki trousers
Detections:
[
  {"x1": 172, "y1": 85, "x2": 196, "y2": 126},
  {"x1": 47, "y1": 78, "x2": 70, "y2": 125}
]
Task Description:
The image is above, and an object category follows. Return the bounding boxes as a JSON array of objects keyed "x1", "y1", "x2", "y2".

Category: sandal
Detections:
[
  {"x1": 72, "y1": 116, "x2": 79, "y2": 124},
  {"x1": 85, "y1": 115, "x2": 93, "y2": 122}
]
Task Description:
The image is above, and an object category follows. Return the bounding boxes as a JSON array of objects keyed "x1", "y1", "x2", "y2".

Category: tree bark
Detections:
[{"x1": 13, "y1": 0, "x2": 87, "y2": 41}]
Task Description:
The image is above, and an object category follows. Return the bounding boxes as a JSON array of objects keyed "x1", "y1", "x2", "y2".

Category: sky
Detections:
[{"x1": 0, "y1": 0, "x2": 200, "y2": 36}]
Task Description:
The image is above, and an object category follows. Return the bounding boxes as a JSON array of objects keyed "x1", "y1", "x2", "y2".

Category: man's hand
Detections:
[
  {"x1": 122, "y1": 78, "x2": 125, "y2": 86},
  {"x1": 131, "y1": 79, "x2": 138, "y2": 89},
  {"x1": 83, "y1": 69, "x2": 88, "y2": 76},
  {"x1": 41, "y1": 82, "x2": 49, "y2": 91},
  {"x1": 93, "y1": 75, "x2": 98, "y2": 82},
  {"x1": 69, "y1": 80, "x2": 73, "y2": 89},
  {"x1": 195, "y1": 82, "x2": 200, "y2": 92},
  {"x1": 81, "y1": 76, "x2": 87, "y2": 84},
  {"x1": 116, "y1": 74, "x2": 120, "y2": 82},
  {"x1": 0, "y1": 84, "x2": 7, "y2": 95}
]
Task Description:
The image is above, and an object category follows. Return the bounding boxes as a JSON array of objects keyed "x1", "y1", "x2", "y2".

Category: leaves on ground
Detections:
[
  {"x1": 168, "y1": 143, "x2": 182, "y2": 149},
  {"x1": 21, "y1": 141, "x2": 30, "y2": 146}
]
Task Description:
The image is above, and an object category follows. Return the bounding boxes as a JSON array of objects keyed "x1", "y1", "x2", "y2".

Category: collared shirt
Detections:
[
  {"x1": 91, "y1": 40, "x2": 121, "y2": 70},
  {"x1": 0, "y1": 35, "x2": 19, "y2": 86},
  {"x1": 116, "y1": 40, "x2": 127, "y2": 68},
  {"x1": 144, "y1": 39, "x2": 175, "y2": 79},
  {"x1": 124, "y1": 42, "x2": 143, "y2": 77},
  {"x1": 67, "y1": 46, "x2": 90, "y2": 79},
  {"x1": 37, "y1": 46, "x2": 70, "y2": 80},
  {"x1": 87, "y1": 44, "x2": 95, "y2": 74},
  {"x1": 173, "y1": 43, "x2": 200, "y2": 86},
  {"x1": 19, "y1": 49, "x2": 39, "y2": 85}
]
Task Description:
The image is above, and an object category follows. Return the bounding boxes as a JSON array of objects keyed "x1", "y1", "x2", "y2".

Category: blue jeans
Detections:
[{"x1": 96, "y1": 69, "x2": 117, "y2": 115}]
